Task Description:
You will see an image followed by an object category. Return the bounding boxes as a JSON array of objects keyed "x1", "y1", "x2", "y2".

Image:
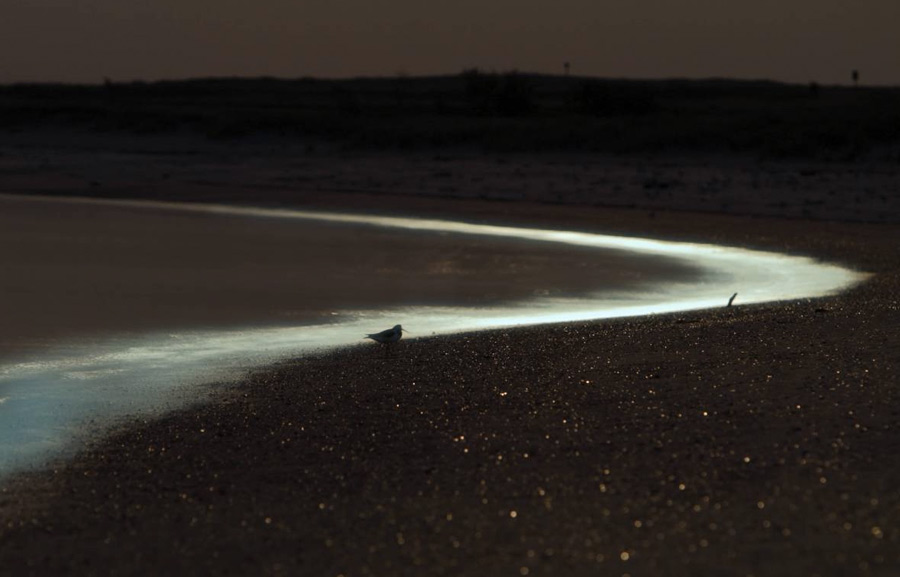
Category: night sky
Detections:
[{"x1": 2, "y1": 0, "x2": 898, "y2": 85}]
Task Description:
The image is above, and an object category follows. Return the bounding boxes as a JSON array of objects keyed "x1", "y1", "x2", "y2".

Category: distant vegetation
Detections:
[{"x1": 1, "y1": 72, "x2": 898, "y2": 159}]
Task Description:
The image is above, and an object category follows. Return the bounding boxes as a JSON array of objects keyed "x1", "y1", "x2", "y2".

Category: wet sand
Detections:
[{"x1": 1, "y1": 140, "x2": 899, "y2": 576}]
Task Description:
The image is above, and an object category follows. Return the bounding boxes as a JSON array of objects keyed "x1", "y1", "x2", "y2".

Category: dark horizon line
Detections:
[{"x1": 2, "y1": 72, "x2": 895, "y2": 90}]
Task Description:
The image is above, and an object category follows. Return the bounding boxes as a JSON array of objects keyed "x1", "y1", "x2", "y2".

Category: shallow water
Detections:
[{"x1": 0, "y1": 195, "x2": 867, "y2": 476}]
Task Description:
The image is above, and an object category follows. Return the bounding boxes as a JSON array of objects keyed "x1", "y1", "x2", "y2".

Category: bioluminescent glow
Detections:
[{"x1": 0, "y1": 195, "x2": 868, "y2": 476}]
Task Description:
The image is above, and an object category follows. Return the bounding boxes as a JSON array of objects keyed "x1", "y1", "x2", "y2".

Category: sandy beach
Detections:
[{"x1": 1, "y1": 135, "x2": 899, "y2": 576}]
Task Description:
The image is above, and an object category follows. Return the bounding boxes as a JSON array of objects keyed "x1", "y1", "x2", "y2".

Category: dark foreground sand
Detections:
[{"x1": 1, "y1": 144, "x2": 899, "y2": 576}]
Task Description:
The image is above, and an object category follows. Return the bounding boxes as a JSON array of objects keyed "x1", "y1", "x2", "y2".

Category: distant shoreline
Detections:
[
  {"x1": 2, "y1": 73, "x2": 899, "y2": 160},
  {"x1": 1, "y1": 129, "x2": 898, "y2": 225}
]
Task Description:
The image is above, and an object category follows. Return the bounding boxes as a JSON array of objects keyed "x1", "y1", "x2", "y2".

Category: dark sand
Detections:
[{"x1": 1, "y1": 139, "x2": 899, "y2": 576}]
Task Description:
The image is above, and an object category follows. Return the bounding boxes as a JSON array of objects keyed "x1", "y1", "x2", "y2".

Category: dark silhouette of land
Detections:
[{"x1": 2, "y1": 73, "x2": 898, "y2": 159}]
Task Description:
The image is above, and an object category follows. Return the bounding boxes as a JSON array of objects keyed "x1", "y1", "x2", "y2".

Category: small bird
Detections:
[{"x1": 365, "y1": 325, "x2": 406, "y2": 355}]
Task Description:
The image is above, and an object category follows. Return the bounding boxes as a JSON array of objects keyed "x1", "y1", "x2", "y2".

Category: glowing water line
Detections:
[{"x1": 0, "y1": 195, "x2": 869, "y2": 476}]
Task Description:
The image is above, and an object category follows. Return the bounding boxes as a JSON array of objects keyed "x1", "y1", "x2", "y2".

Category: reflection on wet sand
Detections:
[
  {"x1": 0, "y1": 195, "x2": 698, "y2": 361},
  {"x1": 0, "y1": 194, "x2": 867, "y2": 475}
]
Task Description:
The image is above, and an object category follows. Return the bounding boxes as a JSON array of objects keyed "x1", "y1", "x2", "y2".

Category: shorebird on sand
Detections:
[{"x1": 365, "y1": 324, "x2": 406, "y2": 356}]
